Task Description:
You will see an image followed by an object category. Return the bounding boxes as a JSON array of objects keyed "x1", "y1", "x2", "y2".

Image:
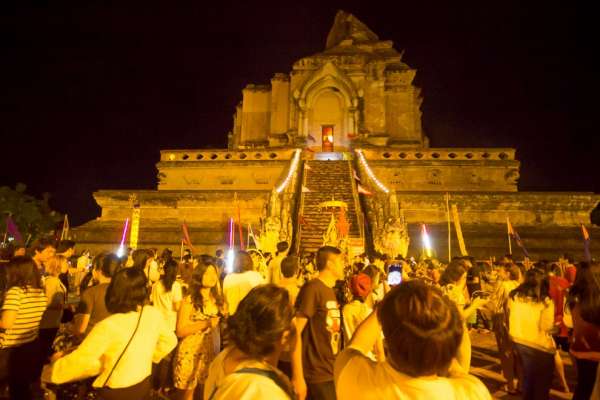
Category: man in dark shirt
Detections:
[{"x1": 292, "y1": 246, "x2": 344, "y2": 400}]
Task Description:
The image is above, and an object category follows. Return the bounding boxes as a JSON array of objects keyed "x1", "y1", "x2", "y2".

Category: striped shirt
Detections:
[{"x1": 1, "y1": 286, "x2": 47, "y2": 348}]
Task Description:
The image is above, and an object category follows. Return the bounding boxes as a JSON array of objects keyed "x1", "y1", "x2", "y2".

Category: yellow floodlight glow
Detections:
[
  {"x1": 355, "y1": 149, "x2": 390, "y2": 193},
  {"x1": 421, "y1": 224, "x2": 433, "y2": 258}
]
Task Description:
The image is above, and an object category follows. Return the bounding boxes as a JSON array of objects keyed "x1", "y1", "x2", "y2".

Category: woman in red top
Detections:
[
  {"x1": 548, "y1": 263, "x2": 571, "y2": 393},
  {"x1": 567, "y1": 262, "x2": 600, "y2": 400}
]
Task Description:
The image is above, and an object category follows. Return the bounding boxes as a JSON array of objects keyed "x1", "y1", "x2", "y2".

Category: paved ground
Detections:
[{"x1": 470, "y1": 330, "x2": 575, "y2": 399}]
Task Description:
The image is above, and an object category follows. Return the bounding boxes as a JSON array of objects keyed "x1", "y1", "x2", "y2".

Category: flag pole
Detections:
[
  {"x1": 180, "y1": 239, "x2": 184, "y2": 264},
  {"x1": 507, "y1": 217, "x2": 513, "y2": 255},
  {"x1": 445, "y1": 193, "x2": 451, "y2": 262}
]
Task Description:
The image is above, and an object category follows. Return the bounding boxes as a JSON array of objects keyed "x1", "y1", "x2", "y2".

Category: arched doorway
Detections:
[{"x1": 310, "y1": 90, "x2": 344, "y2": 151}]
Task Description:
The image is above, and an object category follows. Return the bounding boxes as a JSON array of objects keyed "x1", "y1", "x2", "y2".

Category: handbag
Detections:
[{"x1": 96, "y1": 308, "x2": 145, "y2": 399}]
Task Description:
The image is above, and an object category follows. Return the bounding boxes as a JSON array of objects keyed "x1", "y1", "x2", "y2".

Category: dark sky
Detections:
[{"x1": 0, "y1": 1, "x2": 595, "y2": 225}]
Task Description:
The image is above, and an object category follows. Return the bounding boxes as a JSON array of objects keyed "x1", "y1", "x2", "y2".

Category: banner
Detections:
[
  {"x1": 451, "y1": 204, "x2": 468, "y2": 256},
  {"x1": 357, "y1": 184, "x2": 373, "y2": 196},
  {"x1": 129, "y1": 206, "x2": 141, "y2": 250},
  {"x1": 182, "y1": 222, "x2": 194, "y2": 251},
  {"x1": 60, "y1": 214, "x2": 70, "y2": 241},
  {"x1": 507, "y1": 217, "x2": 529, "y2": 257},
  {"x1": 5, "y1": 216, "x2": 23, "y2": 243}
]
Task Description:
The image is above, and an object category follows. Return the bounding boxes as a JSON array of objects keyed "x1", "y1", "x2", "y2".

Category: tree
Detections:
[{"x1": 0, "y1": 183, "x2": 63, "y2": 245}]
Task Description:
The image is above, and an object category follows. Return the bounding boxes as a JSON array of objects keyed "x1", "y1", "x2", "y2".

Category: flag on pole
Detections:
[
  {"x1": 302, "y1": 185, "x2": 311, "y2": 193},
  {"x1": 582, "y1": 224, "x2": 592, "y2": 262},
  {"x1": 5, "y1": 216, "x2": 23, "y2": 243},
  {"x1": 507, "y1": 217, "x2": 529, "y2": 257},
  {"x1": 60, "y1": 214, "x2": 70, "y2": 241},
  {"x1": 451, "y1": 204, "x2": 468, "y2": 256},
  {"x1": 182, "y1": 222, "x2": 195, "y2": 252},
  {"x1": 357, "y1": 184, "x2": 373, "y2": 196},
  {"x1": 307, "y1": 134, "x2": 316, "y2": 143}
]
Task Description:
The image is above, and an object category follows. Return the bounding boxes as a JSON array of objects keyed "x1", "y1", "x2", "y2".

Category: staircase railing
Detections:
[
  {"x1": 354, "y1": 149, "x2": 409, "y2": 258},
  {"x1": 261, "y1": 149, "x2": 302, "y2": 254},
  {"x1": 292, "y1": 157, "x2": 308, "y2": 255},
  {"x1": 347, "y1": 159, "x2": 366, "y2": 249}
]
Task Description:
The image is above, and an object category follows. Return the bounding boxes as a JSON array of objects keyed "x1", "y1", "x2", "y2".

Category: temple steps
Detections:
[{"x1": 297, "y1": 160, "x2": 363, "y2": 254}]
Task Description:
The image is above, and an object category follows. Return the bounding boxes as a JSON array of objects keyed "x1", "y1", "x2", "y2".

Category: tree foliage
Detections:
[{"x1": 0, "y1": 184, "x2": 63, "y2": 245}]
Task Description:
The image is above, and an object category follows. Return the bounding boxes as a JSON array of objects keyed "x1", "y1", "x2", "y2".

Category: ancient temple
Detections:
[{"x1": 74, "y1": 11, "x2": 599, "y2": 260}]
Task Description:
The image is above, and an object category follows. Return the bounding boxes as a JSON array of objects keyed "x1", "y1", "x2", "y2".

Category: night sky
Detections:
[{"x1": 1, "y1": 1, "x2": 595, "y2": 225}]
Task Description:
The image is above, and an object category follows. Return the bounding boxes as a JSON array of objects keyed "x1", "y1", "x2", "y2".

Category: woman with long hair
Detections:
[
  {"x1": 567, "y1": 262, "x2": 600, "y2": 399},
  {"x1": 508, "y1": 268, "x2": 555, "y2": 400},
  {"x1": 39, "y1": 255, "x2": 68, "y2": 359},
  {"x1": 0, "y1": 256, "x2": 48, "y2": 399},
  {"x1": 150, "y1": 259, "x2": 182, "y2": 395},
  {"x1": 173, "y1": 261, "x2": 226, "y2": 400},
  {"x1": 204, "y1": 284, "x2": 296, "y2": 399},
  {"x1": 490, "y1": 263, "x2": 522, "y2": 394},
  {"x1": 42, "y1": 267, "x2": 177, "y2": 399}
]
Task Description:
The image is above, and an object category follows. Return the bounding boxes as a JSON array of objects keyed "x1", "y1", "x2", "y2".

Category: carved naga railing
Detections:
[
  {"x1": 354, "y1": 149, "x2": 409, "y2": 258},
  {"x1": 259, "y1": 149, "x2": 303, "y2": 254}
]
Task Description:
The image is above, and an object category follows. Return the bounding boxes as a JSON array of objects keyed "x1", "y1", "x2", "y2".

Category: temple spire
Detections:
[{"x1": 326, "y1": 10, "x2": 379, "y2": 49}]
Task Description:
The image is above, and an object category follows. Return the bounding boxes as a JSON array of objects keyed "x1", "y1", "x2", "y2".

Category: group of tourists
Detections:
[{"x1": 0, "y1": 237, "x2": 598, "y2": 400}]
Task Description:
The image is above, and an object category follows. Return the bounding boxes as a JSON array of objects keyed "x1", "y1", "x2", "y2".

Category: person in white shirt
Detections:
[
  {"x1": 223, "y1": 251, "x2": 264, "y2": 315},
  {"x1": 508, "y1": 268, "x2": 555, "y2": 400},
  {"x1": 131, "y1": 248, "x2": 160, "y2": 286},
  {"x1": 342, "y1": 272, "x2": 384, "y2": 361},
  {"x1": 334, "y1": 280, "x2": 491, "y2": 400},
  {"x1": 151, "y1": 259, "x2": 183, "y2": 331},
  {"x1": 490, "y1": 263, "x2": 522, "y2": 394},
  {"x1": 42, "y1": 267, "x2": 177, "y2": 398},
  {"x1": 268, "y1": 241, "x2": 289, "y2": 285},
  {"x1": 150, "y1": 259, "x2": 182, "y2": 394},
  {"x1": 204, "y1": 284, "x2": 295, "y2": 400}
]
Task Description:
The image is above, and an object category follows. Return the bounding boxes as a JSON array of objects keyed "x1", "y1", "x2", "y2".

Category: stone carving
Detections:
[
  {"x1": 428, "y1": 169, "x2": 443, "y2": 185},
  {"x1": 375, "y1": 216, "x2": 409, "y2": 259},
  {"x1": 260, "y1": 216, "x2": 281, "y2": 254},
  {"x1": 505, "y1": 169, "x2": 520, "y2": 185},
  {"x1": 323, "y1": 213, "x2": 339, "y2": 247}
]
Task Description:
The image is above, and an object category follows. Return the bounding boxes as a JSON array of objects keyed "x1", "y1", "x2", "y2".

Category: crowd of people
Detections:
[{"x1": 0, "y1": 237, "x2": 599, "y2": 400}]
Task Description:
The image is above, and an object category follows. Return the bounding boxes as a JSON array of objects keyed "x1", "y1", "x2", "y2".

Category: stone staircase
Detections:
[{"x1": 297, "y1": 159, "x2": 363, "y2": 254}]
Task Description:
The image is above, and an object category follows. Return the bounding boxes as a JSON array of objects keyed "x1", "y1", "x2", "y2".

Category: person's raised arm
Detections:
[
  {"x1": 347, "y1": 309, "x2": 381, "y2": 355},
  {"x1": 42, "y1": 320, "x2": 111, "y2": 384},
  {"x1": 175, "y1": 298, "x2": 210, "y2": 338}
]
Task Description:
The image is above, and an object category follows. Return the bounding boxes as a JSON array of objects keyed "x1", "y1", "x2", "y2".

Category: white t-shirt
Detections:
[
  {"x1": 334, "y1": 347, "x2": 491, "y2": 400},
  {"x1": 204, "y1": 347, "x2": 291, "y2": 400},
  {"x1": 223, "y1": 271, "x2": 264, "y2": 315},
  {"x1": 508, "y1": 296, "x2": 555, "y2": 353},
  {"x1": 43, "y1": 305, "x2": 177, "y2": 389},
  {"x1": 151, "y1": 280, "x2": 183, "y2": 331},
  {"x1": 342, "y1": 300, "x2": 372, "y2": 344}
]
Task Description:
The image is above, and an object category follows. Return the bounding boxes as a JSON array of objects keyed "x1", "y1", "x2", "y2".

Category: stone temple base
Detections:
[{"x1": 72, "y1": 189, "x2": 600, "y2": 262}]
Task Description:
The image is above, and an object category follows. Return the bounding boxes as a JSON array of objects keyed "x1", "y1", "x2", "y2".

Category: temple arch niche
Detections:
[
  {"x1": 295, "y1": 62, "x2": 359, "y2": 151},
  {"x1": 309, "y1": 89, "x2": 346, "y2": 150}
]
